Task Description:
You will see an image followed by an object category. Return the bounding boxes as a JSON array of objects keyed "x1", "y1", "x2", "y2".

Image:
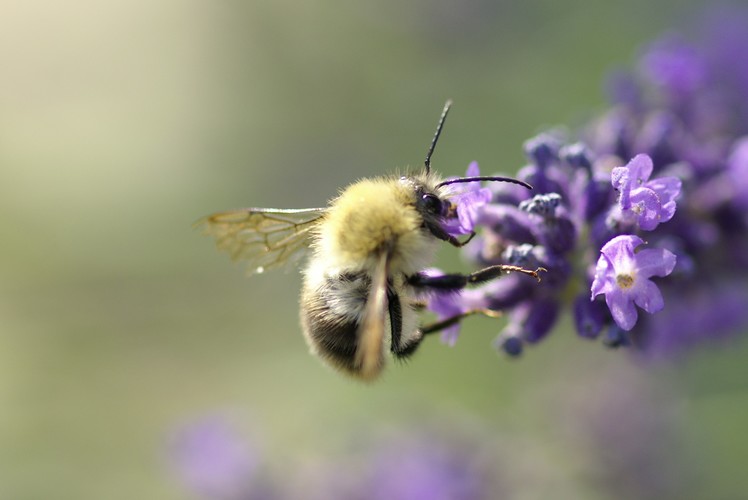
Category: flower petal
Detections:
[
  {"x1": 626, "y1": 154, "x2": 654, "y2": 184},
  {"x1": 633, "y1": 279, "x2": 665, "y2": 314},
  {"x1": 606, "y1": 288, "x2": 639, "y2": 330},
  {"x1": 612, "y1": 166, "x2": 632, "y2": 208},
  {"x1": 457, "y1": 188, "x2": 492, "y2": 233},
  {"x1": 591, "y1": 253, "x2": 615, "y2": 299},
  {"x1": 440, "y1": 324, "x2": 461, "y2": 347},
  {"x1": 629, "y1": 187, "x2": 663, "y2": 231},
  {"x1": 600, "y1": 234, "x2": 644, "y2": 261},
  {"x1": 634, "y1": 248, "x2": 677, "y2": 278},
  {"x1": 647, "y1": 176, "x2": 682, "y2": 203},
  {"x1": 465, "y1": 160, "x2": 480, "y2": 178}
]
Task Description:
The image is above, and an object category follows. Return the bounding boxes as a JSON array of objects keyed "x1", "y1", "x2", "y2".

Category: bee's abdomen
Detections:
[
  {"x1": 299, "y1": 271, "x2": 371, "y2": 376},
  {"x1": 301, "y1": 305, "x2": 360, "y2": 373}
]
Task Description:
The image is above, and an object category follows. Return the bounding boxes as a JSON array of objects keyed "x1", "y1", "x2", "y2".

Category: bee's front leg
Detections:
[{"x1": 407, "y1": 264, "x2": 545, "y2": 290}]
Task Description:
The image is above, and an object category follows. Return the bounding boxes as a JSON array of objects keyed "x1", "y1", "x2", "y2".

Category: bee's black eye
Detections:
[{"x1": 420, "y1": 193, "x2": 444, "y2": 215}]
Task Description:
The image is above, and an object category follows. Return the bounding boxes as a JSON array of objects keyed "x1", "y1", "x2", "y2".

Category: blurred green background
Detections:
[{"x1": 2, "y1": 1, "x2": 748, "y2": 498}]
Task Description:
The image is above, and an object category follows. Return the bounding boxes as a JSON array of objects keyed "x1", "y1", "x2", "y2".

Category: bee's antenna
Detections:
[
  {"x1": 424, "y1": 100, "x2": 453, "y2": 175},
  {"x1": 436, "y1": 176, "x2": 533, "y2": 190}
]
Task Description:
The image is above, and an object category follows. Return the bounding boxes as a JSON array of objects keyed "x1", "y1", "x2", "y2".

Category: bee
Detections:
[{"x1": 198, "y1": 102, "x2": 543, "y2": 380}]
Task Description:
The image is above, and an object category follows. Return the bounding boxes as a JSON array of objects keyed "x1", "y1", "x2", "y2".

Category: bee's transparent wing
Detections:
[{"x1": 197, "y1": 207, "x2": 327, "y2": 275}]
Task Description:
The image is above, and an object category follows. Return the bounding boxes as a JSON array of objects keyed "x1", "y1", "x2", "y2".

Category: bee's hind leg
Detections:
[
  {"x1": 392, "y1": 305, "x2": 500, "y2": 360},
  {"x1": 388, "y1": 291, "x2": 430, "y2": 361},
  {"x1": 420, "y1": 308, "x2": 502, "y2": 335},
  {"x1": 390, "y1": 336, "x2": 423, "y2": 360}
]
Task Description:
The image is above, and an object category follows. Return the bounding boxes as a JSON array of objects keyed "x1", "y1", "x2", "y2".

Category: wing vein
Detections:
[{"x1": 198, "y1": 207, "x2": 326, "y2": 274}]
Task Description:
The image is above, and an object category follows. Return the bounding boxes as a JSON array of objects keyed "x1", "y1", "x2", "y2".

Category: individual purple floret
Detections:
[
  {"x1": 442, "y1": 161, "x2": 493, "y2": 237},
  {"x1": 611, "y1": 154, "x2": 681, "y2": 231},
  {"x1": 591, "y1": 235, "x2": 676, "y2": 331},
  {"x1": 425, "y1": 8, "x2": 748, "y2": 358},
  {"x1": 573, "y1": 294, "x2": 608, "y2": 340}
]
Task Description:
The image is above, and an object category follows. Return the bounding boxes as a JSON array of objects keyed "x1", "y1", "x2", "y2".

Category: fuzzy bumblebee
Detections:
[{"x1": 199, "y1": 102, "x2": 543, "y2": 380}]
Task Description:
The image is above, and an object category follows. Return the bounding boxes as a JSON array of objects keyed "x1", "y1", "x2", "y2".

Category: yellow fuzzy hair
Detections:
[{"x1": 318, "y1": 177, "x2": 435, "y2": 273}]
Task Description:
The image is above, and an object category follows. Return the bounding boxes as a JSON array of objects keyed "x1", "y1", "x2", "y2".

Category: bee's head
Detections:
[
  {"x1": 411, "y1": 100, "x2": 533, "y2": 240},
  {"x1": 404, "y1": 173, "x2": 531, "y2": 242}
]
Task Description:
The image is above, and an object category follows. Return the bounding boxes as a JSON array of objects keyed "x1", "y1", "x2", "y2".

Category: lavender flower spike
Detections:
[
  {"x1": 591, "y1": 235, "x2": 676, "y2": 331},
  {"x1": 425, "y1": 9, "x2": 748, "y2": 357},
  {"x1": 611, "y1": 154, "x2": 682, "y2": 231}
]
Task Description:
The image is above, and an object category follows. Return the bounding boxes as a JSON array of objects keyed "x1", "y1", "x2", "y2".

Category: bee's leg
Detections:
[
  {"x1": 411, "y1": 298, "x2": 503, "y2": 335},
  {"x1": 420, "y1": 309, "x2": 501, "y2": 335},
  {"x1": 407, "y1": 264, "x2": 545, "y2": 290},
  {"x1": 392, "y1": 308, "x2": 502, "y2": 360},
  {"x1": 388, "y1": 292, "x2": 426, "y2": 360},
  {"x1": 391, "y1": 337, "x2": 423, "y2": 359},
  {"x1": 426, "y1": 222, "x2": 476, "y2": 248},
  {"x1": 393, "y1": 266, "x2": 544, "y2": 360},
  {"x1": 401, "y1": 266, "x2": 543, "y2": 350},
  {"x1": 387, "y1": 287, "x2": 404, "y2": 355}
]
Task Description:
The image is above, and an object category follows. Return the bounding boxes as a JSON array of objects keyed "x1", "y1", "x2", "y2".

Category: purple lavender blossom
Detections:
[
  {"x1": 727, "y1": 137, "x2": 748, "y2": 209},
  {"x1": 425, "y1": 9, "x2": 748, "y2": 357},
  {"x1": 639, "y1": 282, "x2": 748, "y2": 357},
  {"x1": 494, "y1": 297, "x2": 560, "y2": 356},
  {"x1": 639, "y1": 35, "x2": 708, "y2": 97},
  {"x1": 573, "y1": 294, "x2": 608, "y2": 340},
  {"x1": 442, "y1": 161, "x2": 493, "y2": 236},
  {"x1": 168, "y1": 416, "x2": 261, "y2": 500},
  {"x1": 591, "y1": 235, "x2": 676, "y2": 331},
  {"x1": 556, "y1": 363, "x2": 690, "y2": 498},
  {"x1": 611, "y1": 154, "x2": 681, "y2": 231},
  {"x1": 357, "y1": 431, "x2": 498, "y2": 500}
]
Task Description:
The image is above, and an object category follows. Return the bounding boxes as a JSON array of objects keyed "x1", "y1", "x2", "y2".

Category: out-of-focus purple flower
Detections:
[
  {"x1": 495, "y1": 327, "x2": 524, "y2": 356},
  {"x1": 591, "y1": 235, "x2": 676, "y2": 331},
  {"x1": 573, "y1": 294, "x2": 608, "y2": 340},
  {"x1": 638, "y1": 282, "x2": 748, "y2": 357},
  {"x1": 361, "y1": 434, "x2": 491, "y2": 500},
  {"x1": 443, "y1": 161, "x2": 493, "y2": 236},
  {"x1": 518, "y1": 134, "x2": 570, "y2": 196},
  {"x1": 602, "y1": 325, "x2": 632, "y2": 348},
  {"x1": 611, "y1": 154, "x2": 681, "y2": 231},
  {"x1": 475, "y1": 204, "x2": 535, "y2": 244},
  {"x1": 168, "y1": 416, "x2": 259, "y2": 500},
  {"x1": 727, "y1": 136, "x2": 748, "y2": 209},
  {"x1": 556, "y1": 364, "x2": 690, "y2": 499},
  {"x1": 492, "y1": 297, "x2": 559, "y2": 356},
  {"x1": 640, "y1": 36, "x2": 708, "y2": 97}
]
